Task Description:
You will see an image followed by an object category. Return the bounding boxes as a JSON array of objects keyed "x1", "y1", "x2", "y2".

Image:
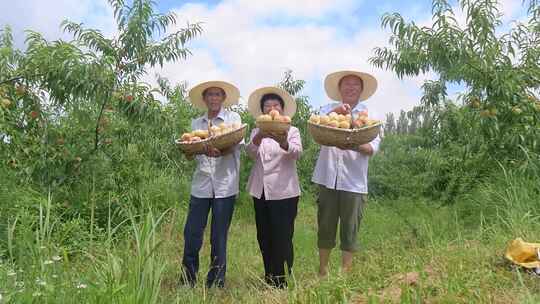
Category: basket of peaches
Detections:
[
  {"x1": 307, "y1": 110, "x2": 382, "y2": 147},
  {"x1": 176, "y1": 122, "x2": 247, "y2": 155},
  {"x1": 255, "y1": 109, "x2": 292, "y2": 134}
]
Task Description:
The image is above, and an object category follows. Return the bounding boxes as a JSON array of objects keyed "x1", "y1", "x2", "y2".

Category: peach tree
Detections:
[
  {"x1": 370, "y1": 0, "x2": 540, "y2": 162},
  {"x1": 0, "y1": 0, "x2": 201, "y2": 189}
]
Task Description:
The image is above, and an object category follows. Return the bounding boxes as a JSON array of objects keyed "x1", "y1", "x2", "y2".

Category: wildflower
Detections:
[
  {"x1": 52, "y1": 256, "x2": 61, "y2": 262},
  {"x1": 76, "y1": 283, "x2": 87, "y2": 289}
]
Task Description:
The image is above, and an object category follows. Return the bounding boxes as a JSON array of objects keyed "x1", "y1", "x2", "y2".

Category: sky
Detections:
[{"x1": 0, "y1": 0, "x2": 528, "y2": 117}]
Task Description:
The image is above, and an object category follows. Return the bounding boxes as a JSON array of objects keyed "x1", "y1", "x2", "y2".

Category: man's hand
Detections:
[
  {"x1": 330, "y1": 104, "x2": 351, "y2": 115},
  {"x1": 335, "y1": 143, "x2": 373, "y2": 155},
  {"x1": 204, "y1": 145, "x2": 222, "y2": 158},
  {"x1": 357, "y1": 144, "x2": 374, "y2": 156},
  {"x1": 184, "y1": 152, "x2": 195, "y2": 160},
  {"x1": 336, "y1": 143, "x2": 357, "y2": 151}
]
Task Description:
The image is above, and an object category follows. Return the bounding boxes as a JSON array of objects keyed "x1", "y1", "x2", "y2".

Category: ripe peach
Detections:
[
  {"x1": 279, "y1": 116, "x2": 291, "y2": 123},
  {"x1": 327, "y1": 120, "x2": 339, "y2": 128},
  {"x1": 269, "y1": 109, "x2": 280, "y2": 119},
  {"x1": 257, "y1": 114, "x2": 272, "y2": 122},
  {"x1": 181, "y1": 133, "x2": 193, "y2": 142},
  {"x1": 319, "y1": 115, "x2": 330, "y2": 125},
  {"x1": 338, "y1": 121, "x2": 351, "y2": 129}
]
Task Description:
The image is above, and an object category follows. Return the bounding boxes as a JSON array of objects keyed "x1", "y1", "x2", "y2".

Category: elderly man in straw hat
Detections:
[
  {"x1": 181, "y1": 81, "x2": 243, "y2": 288},
  {"x1": 312, "y1": 70, "x2": 381, "y2": 276}
]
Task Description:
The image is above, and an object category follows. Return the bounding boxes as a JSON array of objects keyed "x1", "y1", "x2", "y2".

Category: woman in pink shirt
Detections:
[{"x1": 246, "y1": 87, "x2": 303, "y2": 288}]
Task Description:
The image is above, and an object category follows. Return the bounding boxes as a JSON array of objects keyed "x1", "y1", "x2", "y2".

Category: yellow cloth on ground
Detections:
[{"x1": 505, "y1": 238, "x2": 540, "y2": 269}]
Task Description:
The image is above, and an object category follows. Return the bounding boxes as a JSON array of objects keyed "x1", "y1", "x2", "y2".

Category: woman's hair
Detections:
[
  {"x1": 260, "y1": 93, "x2": 285, "y2": 112},
  {"x1": 202, "y1": 87, "x2": 226, "y2": 98}
]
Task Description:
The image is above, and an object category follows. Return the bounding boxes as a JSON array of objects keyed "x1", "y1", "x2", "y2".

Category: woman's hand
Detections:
[
  {"x1": 267, "y1": 131, "x2": 289, "y2": 150},
  {"x1": 252, "y1": 131, "x2": 265, "y2": 146}
]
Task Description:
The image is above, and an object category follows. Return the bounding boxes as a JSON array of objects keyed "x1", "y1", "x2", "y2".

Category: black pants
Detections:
[{"x1": 253, "y1": 193, "x2": 299, "y2": 288}]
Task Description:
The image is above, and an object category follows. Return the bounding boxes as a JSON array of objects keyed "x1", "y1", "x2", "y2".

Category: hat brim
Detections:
[
  {"x1": 247, "y1": 87, "x2": 297, "y2": 118},
  {"x1": 188, "y1": 81, "x2": 240, "y2": 110},
  {"x1": 324, "y1": 70, "x2": 378, "y2": 102}
]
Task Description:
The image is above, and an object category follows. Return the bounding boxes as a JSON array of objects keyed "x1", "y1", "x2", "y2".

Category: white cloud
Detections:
[
  {"x1": 156, "y1": 0, "x2": 431, "y2": 117},
  {"x1": 1, "y1": 0, "x2": 527, "y2": 118},
  {"x1": 0, "y1": 0, "x2": 114, "y2": 47}
]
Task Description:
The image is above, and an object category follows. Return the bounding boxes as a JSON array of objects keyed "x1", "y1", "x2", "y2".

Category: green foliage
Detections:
[{"x1": 371, "y1": 0, "x2": 540, "y2": 159}]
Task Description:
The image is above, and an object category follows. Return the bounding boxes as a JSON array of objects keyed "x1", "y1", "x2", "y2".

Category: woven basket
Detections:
[
  {"x1": 208, "y1": 124, "x2": 247, "y2": 150},
  {"x1": 308, "y1": 121, "x2": 381, "y2": 147},
  {"x1": 175, "y1": 124, "x2": 247, "y2": 155},
  {"x1": 256, "y1": 121, "x2": 291, "y2": 133},
  {"x1": 175, "y1": 138, "x2": 208, "y2": 154}
]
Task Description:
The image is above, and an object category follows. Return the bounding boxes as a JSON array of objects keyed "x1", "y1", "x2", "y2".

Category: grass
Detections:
[{"x1": 1, "y1": 174, "x2": 540, "y2": 304}]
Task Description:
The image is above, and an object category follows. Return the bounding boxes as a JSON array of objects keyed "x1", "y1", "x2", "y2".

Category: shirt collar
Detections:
[
  {"x1": 329, "y1": 101, "x2": 367, "y2": 113},
  {"x1": 203, "y1": 108, "x2": 226, "y2": 122}
]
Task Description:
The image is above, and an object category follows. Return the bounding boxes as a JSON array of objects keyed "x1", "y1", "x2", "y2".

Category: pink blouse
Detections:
[{"x1": 246, "y1": 126, "x2": 303, "y2": 201}]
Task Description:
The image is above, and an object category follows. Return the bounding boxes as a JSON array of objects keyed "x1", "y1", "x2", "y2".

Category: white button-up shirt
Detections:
[
  {"x1": 312, "y1": 102, "x2": 382, "y2": 194},
  {"x1": 191, "y1": 109, "x2": 243, "y2": 199}
]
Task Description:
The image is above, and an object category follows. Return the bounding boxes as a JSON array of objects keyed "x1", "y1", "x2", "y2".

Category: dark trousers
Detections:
[
  {"x1": 182, "y1": 195, "x2": 235, "y2": 288},
  {"x1": 253, "y1": 193, "x2": 299, "y2": 288}
]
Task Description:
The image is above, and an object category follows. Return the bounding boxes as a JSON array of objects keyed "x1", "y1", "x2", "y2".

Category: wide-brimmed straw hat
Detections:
[
  {"x1": 247, "y1": 86, "x2": 297, "y2": 118},
  {"x1": 505, "y1": 238, "x2": 540, "y2": 269},
  {"x1": 188, "y1": 81, "x2": 240, "y2": 109},
  {"x1": 324, "y1": 70, "x2": 378, "y2": 102}
]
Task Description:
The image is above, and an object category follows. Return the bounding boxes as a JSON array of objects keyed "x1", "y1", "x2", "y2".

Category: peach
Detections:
[
  {"x1": 327, "y1": 120, "x2": 339, "y2": 128},
  {"x1": 319, "y1": 115, "x2": 330, "y2": 125},
  {"x1": 338, "y1": 121, "x2": 351, "y2": 129},
  {"x1": 269, "y1": 109, "x2": 280, "y2": 119},
  {"x1": 181, "y1": 133, "x2": 193, "y2": 142},
  {"x1": 257, "y1": 114, "x2": 272, "y2": 122}
]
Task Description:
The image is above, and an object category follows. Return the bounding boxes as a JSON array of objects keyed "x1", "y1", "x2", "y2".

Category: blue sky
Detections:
[{"x1": 0, "y1": 0, "x2": 527, "y2": 117}]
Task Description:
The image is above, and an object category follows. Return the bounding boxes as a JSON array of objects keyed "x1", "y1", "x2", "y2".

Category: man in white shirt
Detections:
[
  {"x1": 181, "y1": 81, "x2": 243, "y2": 288},
  {"x1": 312, "y1": 70, "x2": 381, "y2": 276}
]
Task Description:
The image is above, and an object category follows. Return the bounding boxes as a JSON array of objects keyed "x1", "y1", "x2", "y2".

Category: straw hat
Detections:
[
  {"x1": 188, "y1": 81, "x2": 240, "y2": 110},
  {"x1": 505, "y1": 238, "x2": 540, "y2": 268},
  {"x1": 324, "y1": 70, "x2": 378, "y2": 102},
  {"x1": 248, "y1": 86, "x2": 297, "y2": 118}
]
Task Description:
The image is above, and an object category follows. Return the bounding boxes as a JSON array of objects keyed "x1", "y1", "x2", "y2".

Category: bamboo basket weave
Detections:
[
  {"x1": 308, "y1": 121, "x2": 381, "y2": 147},
  {"x1": 176, "y1": 124, "x2": 247, "y2": 154},
  {"x1": 256, "y1": 121, "x2": 291, "y2": 133}
]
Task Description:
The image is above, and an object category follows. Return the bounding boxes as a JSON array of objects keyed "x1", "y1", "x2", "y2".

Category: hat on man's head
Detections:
[
  {"x1": 188, "y1": 81, "x2": 240, "y2": 109},
  {"x1": 247, "y1": 86, "x2": 297, "y2": 118},
  {"x1": 324, "y1": 70, "x2": 378, "y2": 102}
]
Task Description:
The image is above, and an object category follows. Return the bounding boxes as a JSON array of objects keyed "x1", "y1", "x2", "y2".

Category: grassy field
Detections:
[{"x1": 2, "y1": 173, "x2": 539, "y2": 303}]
